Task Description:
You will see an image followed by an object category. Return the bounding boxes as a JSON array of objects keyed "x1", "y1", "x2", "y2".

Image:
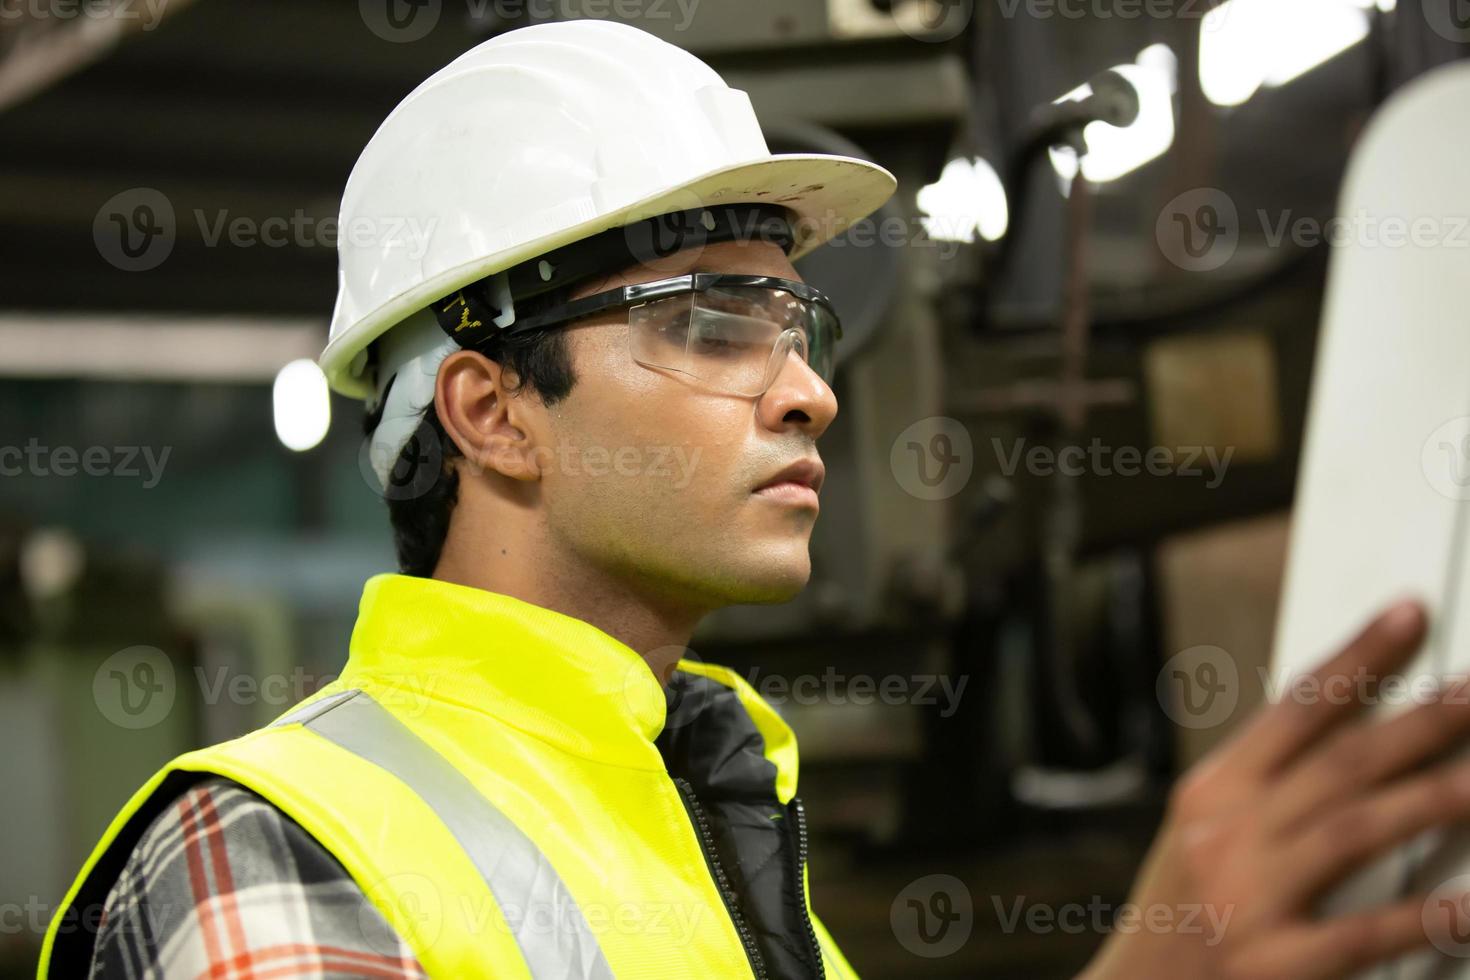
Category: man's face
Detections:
[{"x1": 534, "y1": 238, "x2": 839, "y2": 611}]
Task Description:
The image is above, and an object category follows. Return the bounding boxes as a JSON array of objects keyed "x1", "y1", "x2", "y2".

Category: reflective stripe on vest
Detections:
[{"x1": 272, "y1": 689, "x2": 615, "y2": 980}]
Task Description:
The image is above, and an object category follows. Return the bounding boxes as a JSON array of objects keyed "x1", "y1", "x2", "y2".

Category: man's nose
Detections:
[{"x1": 756, "y1": 346, "x2": 838, "y2": 437}]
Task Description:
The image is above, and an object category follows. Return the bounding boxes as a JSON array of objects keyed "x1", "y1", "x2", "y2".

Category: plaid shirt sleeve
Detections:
[{"x1": 88, "y1": 775, "x2": 427, "y2": 979}]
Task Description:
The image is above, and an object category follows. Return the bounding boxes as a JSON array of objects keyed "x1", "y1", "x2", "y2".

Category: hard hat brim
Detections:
[{"x1": 320, "y1": 153, "x2": 897, "y2": 399}]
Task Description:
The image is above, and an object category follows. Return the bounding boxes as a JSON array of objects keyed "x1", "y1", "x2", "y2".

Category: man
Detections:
[{"x1": 38, "y1": 18, "x2": 1470, "y2": 980}]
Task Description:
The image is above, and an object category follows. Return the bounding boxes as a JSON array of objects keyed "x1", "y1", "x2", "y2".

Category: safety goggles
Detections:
[{"x1": 491, "y1": 273, "x2": 842, "y2": 397}]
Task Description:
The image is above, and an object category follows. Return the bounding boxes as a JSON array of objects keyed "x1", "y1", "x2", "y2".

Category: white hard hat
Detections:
[{"x1": 324, "y1": 19, "x2": 896, "y2": 487}]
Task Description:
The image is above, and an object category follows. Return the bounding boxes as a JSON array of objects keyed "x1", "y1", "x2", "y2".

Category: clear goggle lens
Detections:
[{"x1": 627, "y1": 284, "x2": 838, "y2": 397}]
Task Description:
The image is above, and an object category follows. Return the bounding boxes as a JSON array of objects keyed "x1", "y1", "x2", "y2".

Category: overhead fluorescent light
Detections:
[
  {"x1": 1050, "y1": 44, "x2": 1178, "y2": 184},
  {"x1": 1200, "y1": 0, "x2": 1372, "y2": 107},
  {"x1": 917, "y1": 155, "x2": 1010, "y2": 243},
  {"x1": 0, "y1": 313, "x2": 326, "y2": 383},
  {"x1": 273, "y1": 358, "x2": 332, "y2": 452}
]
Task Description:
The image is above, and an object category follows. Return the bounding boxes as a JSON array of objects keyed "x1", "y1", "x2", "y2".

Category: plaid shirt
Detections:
[{"x1": 88, "y1": 776, "x2": 427, "y2": 979}]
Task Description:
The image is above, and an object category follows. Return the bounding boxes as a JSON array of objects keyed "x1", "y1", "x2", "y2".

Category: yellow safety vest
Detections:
[{"x1": 38, "y1": 573, "x2": 859, "y2": 979}]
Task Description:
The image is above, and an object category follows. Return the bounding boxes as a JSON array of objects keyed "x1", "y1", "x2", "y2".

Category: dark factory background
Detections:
[{"x1": 2, "y1": 2, "x2": 1467, "y2": 977}]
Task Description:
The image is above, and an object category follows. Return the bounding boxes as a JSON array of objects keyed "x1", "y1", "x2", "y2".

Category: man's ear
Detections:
[{"x1": 434, "y1": 349, "x2": 546, "y2": 482}]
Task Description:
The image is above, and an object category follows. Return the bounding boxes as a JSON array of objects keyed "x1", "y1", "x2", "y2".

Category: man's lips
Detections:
[
  {"x1": 753, "y1": 458, "x2": 824, "y2": 508},
  {"x1": 754, "y1": 458, "x2": 824, "y2": 492},
  {"x1": 754, "y1": 482, "x2": 820, "y2": 508}
]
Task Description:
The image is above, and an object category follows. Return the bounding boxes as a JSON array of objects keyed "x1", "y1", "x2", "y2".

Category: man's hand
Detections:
[{"x1": 1083, "y1": 599, "x2": 1470, "y2": 980}]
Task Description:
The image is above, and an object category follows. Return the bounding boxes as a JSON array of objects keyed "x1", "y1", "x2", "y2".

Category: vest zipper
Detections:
[
  {"x1": 672, "y1": 776, "x2": 769, "y2": 980},
  {"x1": 790, "y1": 797, "x2": 826, "y2": 978}
]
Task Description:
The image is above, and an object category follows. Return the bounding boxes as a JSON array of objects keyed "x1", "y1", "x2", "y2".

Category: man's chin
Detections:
[
  {"x1": 728, "y1": 580, "x2": 807, "y2": 606},
  {"x1": 716, "y1": 555, "x2": 812, "y2": 605}
]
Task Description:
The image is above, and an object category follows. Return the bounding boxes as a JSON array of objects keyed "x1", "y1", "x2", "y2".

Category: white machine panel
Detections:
[{"x1": 1271, "y1": 61, "x2": 1470, "y2": 977}]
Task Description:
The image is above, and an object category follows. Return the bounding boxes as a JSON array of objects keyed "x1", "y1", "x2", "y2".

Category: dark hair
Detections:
[{"x1": 364, "y1": 291, "x2": 580, "y2": 577}]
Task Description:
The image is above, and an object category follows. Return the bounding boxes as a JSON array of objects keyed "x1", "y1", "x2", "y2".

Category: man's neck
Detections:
[{"x1": 432, "y1": 534, "x2": 704, "y2": 689}]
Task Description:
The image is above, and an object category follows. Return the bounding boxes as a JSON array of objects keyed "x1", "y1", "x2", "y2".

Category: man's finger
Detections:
[
  {"x1": 1217, "y1": 599, "x2": 1427, "y2": 780},
  {"x1": 1226, "y1": 894, "x2": 1447, "y2": 980},
  {"x1": 1263, "y1": 674, "x2": 1470, "y2": 836},
  {"x1": 1281, "y1": 759, "x2": 1470, "y2": 903}
]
